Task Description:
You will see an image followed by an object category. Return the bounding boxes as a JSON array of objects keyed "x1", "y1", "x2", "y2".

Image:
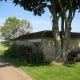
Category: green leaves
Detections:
[
  {"x1": 13, "y1": 0, "x2": 47, "y2": 16},
  {"x1": 12, "y1": 0, "x2": 80, "y2": 16},
  {"x1": 4, "y1": 44, "x2": 44, "y2": 64},
  {"x1": 0, "y1": 16, "x2": 33, "y2": 40},
  {"x1": 1, "y1": 0, "x2": 80, "y2": 16}
]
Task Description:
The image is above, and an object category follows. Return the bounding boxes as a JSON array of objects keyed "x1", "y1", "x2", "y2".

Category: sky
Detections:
[{"x1": 0, "y1": 1, "x2": 80, "y2": 41}]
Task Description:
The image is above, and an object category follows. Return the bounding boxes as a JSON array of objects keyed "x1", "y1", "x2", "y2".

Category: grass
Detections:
[
  {"x1": 0, "y1": 43, "x2": 80, "y2": 80},
  {"x1": 0, "y1": 43, "x2": 8, "y2": 54}
]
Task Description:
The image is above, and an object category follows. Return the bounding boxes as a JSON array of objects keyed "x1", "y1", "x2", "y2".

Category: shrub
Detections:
[
  {"x1": 4, "y1": 44, "x2": 30, "y2": 58},
  {"x1": 4, "y1": 44, "x2": 45, "y2": 64},
  {"x1": 4, "y1": 44, "x2": 16, "y2": 58},
  {"x1": 28, "y1": 51, "x2": 44, "y2": 64}
]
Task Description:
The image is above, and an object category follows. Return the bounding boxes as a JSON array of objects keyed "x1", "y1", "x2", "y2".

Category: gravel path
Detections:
[{"x1": 0, "y1": 57, "x2": 33, "y2": 80}]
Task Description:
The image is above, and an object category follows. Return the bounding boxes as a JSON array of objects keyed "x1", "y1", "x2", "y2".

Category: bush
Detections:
[
  {"x1": 4, "y1": 44, "x2": 45, "y2": 64},
  {"x1": 4, "y1": 44, "x2": 16, "y2": 58},
  {"x1": 28, "y1": 51, "x2": 44, "y2": 64},
  {"x1": 4, "y1": 44, "x2": 31, "y2": 59}
]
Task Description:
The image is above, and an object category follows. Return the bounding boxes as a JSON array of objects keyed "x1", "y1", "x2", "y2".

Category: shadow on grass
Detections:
[
  {"x1": 0, "y1": 52, "x2": 77, "y2": 68},
  {"x1": 63, "y1": 63, "x2": 76, "y2": 68},
  {"x1": 0, "y1": 54, "x2": 50, "y2": 68}
]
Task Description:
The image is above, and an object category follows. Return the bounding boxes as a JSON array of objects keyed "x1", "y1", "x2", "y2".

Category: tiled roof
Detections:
[{"x1": 12, "y1": 30, "x2": 80, "y2": 40}]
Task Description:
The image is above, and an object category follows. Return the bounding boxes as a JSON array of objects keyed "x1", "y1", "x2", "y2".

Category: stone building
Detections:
[{"x1": 12, "y1": 30, "x2": 80, "y2": 62}]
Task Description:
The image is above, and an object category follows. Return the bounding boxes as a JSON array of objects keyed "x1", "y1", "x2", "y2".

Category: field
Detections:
[{"x1": 0, "y1": 43, "x2": 80, "y2": 80}]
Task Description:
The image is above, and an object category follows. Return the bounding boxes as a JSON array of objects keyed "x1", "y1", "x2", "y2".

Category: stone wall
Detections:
[
  {"x1": 13, "y1": 38, "x2": 80, "y2": 62},
  {"x1": 68, "y1": 38, "x2": 80, "y2": 52},
  {"x1": 13, "y1": 39, "x2": 42, "y2": 52},
  {"x1": 42, "y1": 38, "x2": 55, "y2": 62},
  {"x1": 42, "y1": 38, "x2": 80, "y2": 62},
  {"x1": 13, "y1": 40, "x2": 33, "y2": 47}
]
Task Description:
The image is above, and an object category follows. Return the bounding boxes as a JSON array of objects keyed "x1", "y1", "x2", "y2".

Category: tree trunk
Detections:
[
  {"x1": 61, "y1": 15, "x2": 65, "y2": 58},
  {"x1": 61, "y1": 19, "x2": 71, "y2": 62},
  {"x1": 61, "y1": 9, "x2": 73, "y2": 62},
  {"x1": 52, "y1": 1, "x2": 61, "y2": 62},
  {"x1": 52, "y1": 19, "x2": 62, "y2": 62},
  {"x1": 50, "y1": 0, "x2": 74, "y2": 63}
]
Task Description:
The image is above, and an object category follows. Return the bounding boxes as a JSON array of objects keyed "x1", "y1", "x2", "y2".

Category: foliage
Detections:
[
  {"x1": 4, "y1": 44, "x2": 29, "y2": 59},
  {"x1": 1, "y1": 41, "x2": 12, "y2": 47},
  {"x1": 1, "y1": 0, "x2": 80, "y2": 16},
  {"x1": 4, "y1": 44, "x2": 44, "y2": 64},
  {"x1": 12, "y1": 0, "x2": 80, "y2": 16},
  {"x1": 4, "y1": 44, "x2": 16, "y2": 58},
  {"x1": 0, "y1": 16, "x2": 33, "y2": 40},
  {"x1": 28, "y1": 51, "x2": 44, "y2": 64}
]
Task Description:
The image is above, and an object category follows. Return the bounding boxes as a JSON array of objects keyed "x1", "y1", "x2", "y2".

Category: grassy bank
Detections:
[{"x1": 0, "y1": 43, "x2": 80, "y2": 80}]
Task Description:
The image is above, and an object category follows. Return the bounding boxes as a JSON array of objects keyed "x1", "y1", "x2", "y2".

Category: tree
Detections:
[
  {"x1": 0, "y1": 16, "x2": 33, "y2": 40},
  {"x1": 1, "y1": 0, "x2": 80, "y2": 62}
]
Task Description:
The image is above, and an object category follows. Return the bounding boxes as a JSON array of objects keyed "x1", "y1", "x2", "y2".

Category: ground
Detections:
[{"x1": 0, "y1": 57, "x2": 33, "y2": 80}]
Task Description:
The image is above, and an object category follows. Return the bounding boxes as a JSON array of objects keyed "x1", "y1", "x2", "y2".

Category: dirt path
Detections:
[{"x1": 0, "y1": 57, "x2": 33, "y2": 80}]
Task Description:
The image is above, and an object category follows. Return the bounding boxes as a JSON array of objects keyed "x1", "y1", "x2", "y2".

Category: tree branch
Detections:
[
  {"x1": 57, "y1": 0, "x2": 69, "y2": 13},
  {"x1": 68, "y1": 0, "x2": 73, "y2": 20},
  {"x1": 47, "y1": 5, "x2": 52, "y2": 14},
  {"x1": 57, "y1": 0, "x2": 63, "y2": 11}
]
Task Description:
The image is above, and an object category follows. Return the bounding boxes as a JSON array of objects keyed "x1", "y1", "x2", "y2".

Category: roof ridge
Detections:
[{"x1": 12, "y1": 30, "x2": 80, "y2": 41}]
